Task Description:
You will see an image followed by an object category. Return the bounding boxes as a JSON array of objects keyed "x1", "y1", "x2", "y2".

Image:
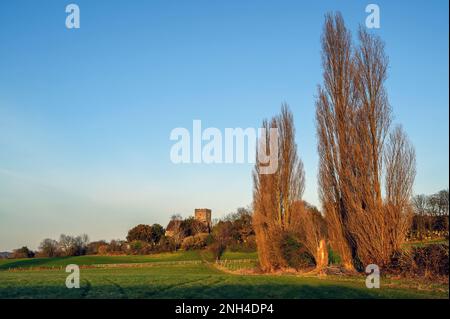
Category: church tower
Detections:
[{"x1": 194, "y1": 208, "x2": 212, "y2": 230}]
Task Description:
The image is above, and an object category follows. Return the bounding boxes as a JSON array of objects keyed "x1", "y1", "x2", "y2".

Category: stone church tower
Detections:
[{"x1": 194, "y1": 208, "x2": 212, "y2": 229}]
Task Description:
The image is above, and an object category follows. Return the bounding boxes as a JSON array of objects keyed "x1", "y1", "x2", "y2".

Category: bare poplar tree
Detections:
[
  {"x1": 253, "y1": 104, "x2": 306, "y2": 272},
  {"x1": 383, "y1": 125, "x2": 416, "y2": 252},
  {"x1": 315, "y1": 12, "x2": 357, "y2": 270},
  {"x1": 335, "y1": 125, "x2": 415, "y2": 267},
  {"x1": 345, "y1": 27, "x2": 393, "y2": 268},
  {"x1": 354, "y1": 28, "x2": 392, "y2": 206},
  {"x1": 316, "y1": 12, "x2": 416, "y2": 269},
  {"x1": 253, "y1": 118, "x2": 286, "y2": 271}
]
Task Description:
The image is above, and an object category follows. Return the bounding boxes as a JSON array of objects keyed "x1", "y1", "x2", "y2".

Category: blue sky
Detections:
[{"x1": 0, "y1": 0, "x2": 448, "y2": 251}]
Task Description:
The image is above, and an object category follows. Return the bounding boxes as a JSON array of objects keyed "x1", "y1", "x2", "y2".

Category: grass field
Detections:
[
  {"x1": 403, "y1": 238, "x2": 449, "y2": 249},
  {"x1": 0, "y1": 251, "x2": 259, "y2": 271},
  {"x1": 0, "y1": 251, "x2": 447, "y2": 299},
  {"x1": 0, "y1": 251, "x2": 206, "y2": 270}
]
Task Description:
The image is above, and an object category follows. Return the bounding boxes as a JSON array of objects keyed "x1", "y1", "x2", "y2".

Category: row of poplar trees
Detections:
[{"x1": 253, "y1": 12, "x2": 416, "y2": 272}]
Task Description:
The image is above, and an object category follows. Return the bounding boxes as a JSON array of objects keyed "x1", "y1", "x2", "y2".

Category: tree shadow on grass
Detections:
[
  {"x1": 0, "y1": 282, "x2": 432, "y2": 299},
  {"x1": 148, "y1": 283, "x2": 381, "y2": 299}
]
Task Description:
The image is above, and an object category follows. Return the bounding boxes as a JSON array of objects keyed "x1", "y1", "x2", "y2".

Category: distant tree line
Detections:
[
  {"x1": 38, "y1": 234, "x2": 89, "y2": 257},
  {"x1": 6, "y1": 188, "x2": 447, "y2": 274},
  {"x1": 7, "y1": 208, "x2": 256, "y2": 259},
  {"x1": 411, "y1": 189, "x2": 449, "y2": 239},
  {"x1": 8, "y1": 234, "x2": 90, "y2": 259}
]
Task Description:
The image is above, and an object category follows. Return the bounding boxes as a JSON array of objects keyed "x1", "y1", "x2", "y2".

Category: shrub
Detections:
[
  {"x1": 108, "y1": 240, "x2": 126, "y2": 254},
  {"x1": 97, "y1": 244, "x2": 109, "y2": 255},
  {"x1": 280, "y1": 235, "x2": 315, "y2": 270},
  {"x1": 205, "y1": 233, "x2": 215, "y2": 246},
  {"x1": 387, "y1": 250, "x2": 414, "y2": 275},
  {"x1": 181, "y1": 236, "x2": 195, "y2": 250},
  {"x1": 226, "y1": 235, "x2": 257, "y2": 252},
  {"x1": 126, "y1": 225, "x2": 153, "y2": 243},
  {"x1": 209, "y1": 242, "x2": 227, "y2": 261},
  {"x1": 128, "y1": 240, "x2": 152, "y2": 255},
  {"x1": 181, "y1": 218, "x2": 209, "y2": 237},
  {"x1": 327, "y1": 245, "x2": 341, "y2": 265},
  {"x1": 12, "y1": 246, "x2": 35, "y2": 259},
  {"x1": 156, "y1": 236, "x2": 177, "y2": 252},
  {"x1": 181, "y1": 233, "x2": 209, "y2": 250},
  {"x1": 413, "y1": 244, "x2": 449, "y2": 278},
  {"x1": 86, "y1": 240, "x2": 108, "y2": 255},
  {"x1": 388, "y1": 244, "x2": 449, "y2": 278}
]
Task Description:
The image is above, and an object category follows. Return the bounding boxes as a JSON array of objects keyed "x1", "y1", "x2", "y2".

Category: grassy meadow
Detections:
[{"x1": 0, "y1": 250, "x2": 447, "y2": 299}]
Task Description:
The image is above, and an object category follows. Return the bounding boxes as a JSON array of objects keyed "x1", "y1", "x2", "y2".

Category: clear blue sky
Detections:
[{"x1": 0, "y1": 0, "x2": 448, "y2": 251}]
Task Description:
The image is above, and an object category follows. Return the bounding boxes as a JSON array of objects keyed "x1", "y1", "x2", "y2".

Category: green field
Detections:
[
  {"x1": 403, "y1": 239, "x2": 449, "y2": 249},
  {"x1": 0, "y1": 251, "x2": 447, "y2": 299},
  {"x1": 0, "y1": 251, "x2": 206, "y2": 270},
  {"x1": 0, "y1": 251, "x2": 258, "y2": 271}
]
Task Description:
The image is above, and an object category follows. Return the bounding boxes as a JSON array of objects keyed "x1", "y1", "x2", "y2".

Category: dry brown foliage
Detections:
[
  {"x1": 316, "y1": 13, "x2": 357, "y2": 270},
  {"x1": 316, "y1": 12, "x2": 416, "y2": 269},
  {"x1": 290, "y1": 201, "x2": 329, "y2": 270},
  {"x1": 253, "y1": 105, "x2": 307, "y2": 272}
]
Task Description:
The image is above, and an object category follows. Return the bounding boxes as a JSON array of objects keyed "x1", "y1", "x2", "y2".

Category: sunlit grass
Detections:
[{"x1": 0, "y1": 251, "x2": 447, "y2": 299}]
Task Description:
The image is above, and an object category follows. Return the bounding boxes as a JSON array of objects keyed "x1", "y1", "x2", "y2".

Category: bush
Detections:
[
  {"x1": 280, "y1": 235, "x2": 315, "y2": 270},
  {"x1": 387, "y1": 250, "x2": 415, "y2": 275},
  {"x1": 108, "y1": 240, "x2": 126, "y2": 254},
  {"x1": 181, "y1": 233, "x2": 209, "y2": 250},
  {"x1": 153, "y1": 235, "x2": 177, "y2": 253},
  {"x1": 12, "y1": 246, "x2": 35, "y2": 259},
  {"x1": 126, "y1": 225, "x2": 153, "y2": 243},
  {"x1": 327, "y1": 245, "x2": 341, "y2": 265},
  {"x1": 128, "y1": 240, "x2": 152, "y2": 255},
  {"x1": 181, "y1": 236, "x2": 195, "y2": 250},
  {"x1": 97, "y1": 244, "x2": 109, "y2": 255},
  {"x1": 181, "y1": 218, "x2": 209, "y2": 237},
  {"x1": 433, "y1": 216, "x2": 449, "y2": 232},
  {"x1": 209, "y1": 242, "x2": 226, "y2": 261},
  {"x1": 86, "y1": 240, "x2": 108, "y2": 255},
  {"x1": 227, "y1": 235, "x2": 257, "y2": 252},
  {"x1": 413, "y1": 244, "x2": 449, "y2": 278},
  {"x1": 388, "y1": 244, "x2": 449, "y2": 278}
]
